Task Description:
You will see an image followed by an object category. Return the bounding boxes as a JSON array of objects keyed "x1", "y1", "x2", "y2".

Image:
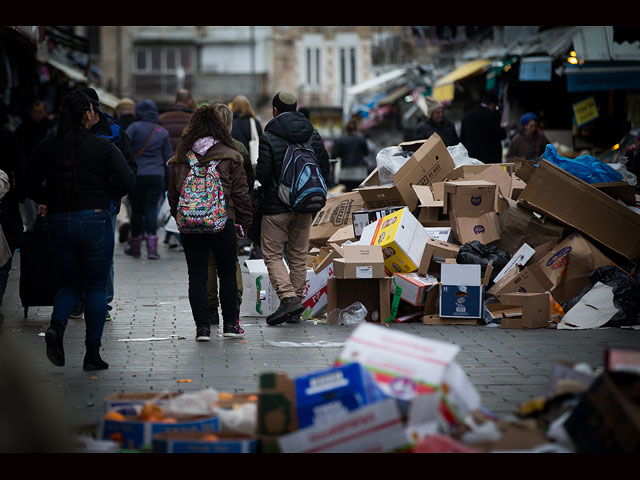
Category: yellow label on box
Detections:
[{"x1": 369, "y1": 209, "x2": 419, "y2": 273}]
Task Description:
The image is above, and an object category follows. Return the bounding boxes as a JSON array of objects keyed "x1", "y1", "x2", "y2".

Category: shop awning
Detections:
[
  {"x1": 433, "y1": 58, "x2": 492, "y2": 102},
  {"x1": 93, "y1": 87, "x2": 121, "y2": 111},
  {"x1": 47, "y1": 57, "x2": 88, "y2": 83}
]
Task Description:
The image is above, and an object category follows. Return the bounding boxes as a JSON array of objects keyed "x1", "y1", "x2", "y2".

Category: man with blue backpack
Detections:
[{"x1": 256, "y1": 91, "x2": 330, "y2": 326}]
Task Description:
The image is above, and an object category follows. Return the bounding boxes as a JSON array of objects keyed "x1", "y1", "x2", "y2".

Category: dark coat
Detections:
[
  {"x1": 256, "y1": 111, "x2": 330, "y2": 215},
  {"x1": 413, "y1": 117, "x2": 460, "y2": 147},
  {"x1": 460, "y1": 105, "x2": 507, "y2": 164},
  {"x1": 331, "y1": 132, "x2": 369, "y2": 168},
  {"x1": 167, "y1": 142, "x2": 252, "y2": 235},
  {"x1": 232, "y1": 114, "x2": 263, "y2": 153},
  {"x1": 0, "y1": 129, "x2": 27, "y2": 251},
  {"x1": 158, "y1": 105, "x2": 194, "y2": 151}
]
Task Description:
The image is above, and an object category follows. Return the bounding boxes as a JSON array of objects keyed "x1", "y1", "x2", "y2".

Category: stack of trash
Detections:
[
  {"x1": 90, "y1": 325, "x2": 640, "y2": 453},
  {"x1": 237, "y1": 133, "x2": 640, "y2": 331}
]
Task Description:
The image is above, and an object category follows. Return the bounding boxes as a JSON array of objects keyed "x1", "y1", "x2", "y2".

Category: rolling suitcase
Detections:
[{"x1": 19, "y1": 215, "x2": 59, "y2": 317}]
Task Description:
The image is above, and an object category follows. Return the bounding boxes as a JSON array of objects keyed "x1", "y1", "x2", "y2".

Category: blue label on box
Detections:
[
  {"x1": 294, "y1": 363, "x2": 387, "y2": 428},
  {"x1": 440, "y1": 285, "x2": 483, "y2": 318},
  {"x1": 153, "y1": 437, "x2": 258, "y2": 454}
]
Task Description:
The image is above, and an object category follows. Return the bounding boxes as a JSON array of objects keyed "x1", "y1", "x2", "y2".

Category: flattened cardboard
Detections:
[
  {"x1": 327, "y1": 277, "x2": 391, "y2": 324},
  {"x1": 487, "y1": 262, "x2": 554, "y2": 297},
  {"x1": 493, "y1": 243, "x2": 536, "y2": 284},
  {"x1": 327, "y1": 224, "x2": 358, "y2": 245},
  {"x1": 413, "y1": 185, "x2": 449, "y2": 227},
  {"x1": 332, "y1": 245, "x2": 386, "y2": 279},
  {"x1": 310, "y1": 191, "x2": 365, "y2": 247},
  {"x1": 517, "y1": 159, "x2": 640, "y2": 262}
]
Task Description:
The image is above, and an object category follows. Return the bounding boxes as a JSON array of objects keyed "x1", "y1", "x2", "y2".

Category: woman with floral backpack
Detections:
[{"x1": 167, "y1": 106, "x2": 252, "y2": 341}]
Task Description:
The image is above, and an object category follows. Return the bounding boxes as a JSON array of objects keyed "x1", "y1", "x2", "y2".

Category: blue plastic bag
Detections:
[{"x1": 541, "y1": 144, "x2": 623, "y2": 184}]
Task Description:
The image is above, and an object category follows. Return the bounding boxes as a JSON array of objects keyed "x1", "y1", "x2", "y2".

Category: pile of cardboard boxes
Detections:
[{"x1": 256, "y1": 132, "x2": 640, "y2": 330}]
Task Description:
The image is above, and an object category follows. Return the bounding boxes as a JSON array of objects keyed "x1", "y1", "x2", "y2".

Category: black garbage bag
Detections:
[
  {"x1": 561, "y1": 265, "x2": 640, "y2": 327},
  {"x1": 456, "y1": 241, "x2": 511, "y2": 283}
]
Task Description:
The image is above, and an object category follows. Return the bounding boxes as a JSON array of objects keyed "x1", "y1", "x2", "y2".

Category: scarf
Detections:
[{"x1": 192, "y1": 136, "x2": 219, "y2": 156}]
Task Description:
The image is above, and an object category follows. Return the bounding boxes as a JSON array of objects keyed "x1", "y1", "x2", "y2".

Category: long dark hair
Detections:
[
  {"x1": 55, "y1": 90, "x2": 91, "y2": 208},
  {"x1": 174, "y1": 105, "x2": 237, "y2": 161}
]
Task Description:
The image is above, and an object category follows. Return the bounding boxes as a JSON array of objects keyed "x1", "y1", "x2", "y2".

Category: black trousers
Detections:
[{"x1": 181, "y1": 220, "x2": 238, "y2": 327}]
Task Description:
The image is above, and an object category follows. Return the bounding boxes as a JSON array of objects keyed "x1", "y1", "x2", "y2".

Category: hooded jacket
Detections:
[
  {"x1": 256, "y1": 111, "x2": 330, "y2": 215},
  {"x1": 167, "y1": 141, "x2": 252, "y2": 235},
  {"x1": 158, "y1": 104, "x2": 194, "y2": 151},
  {"x1": 125, "y1": 100, "x2": 173, "y2": 176}
]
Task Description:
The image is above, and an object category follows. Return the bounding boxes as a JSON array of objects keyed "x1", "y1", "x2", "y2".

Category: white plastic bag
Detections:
[
  {"x1": 161, "y1": 388, "x2": 219, "y2": 419},
  {"x1": 609, "y1": 156, "x2": 638, "y2": 186},
  {"x1": 212, "y1": 403, "x2": 257, "y2": 435},
  {"x1": 447, "y1": 143, "x2": 484, "y2": 167},
  {"x1": 376, "y1": 147, "x2": 411, "y2": 185}
]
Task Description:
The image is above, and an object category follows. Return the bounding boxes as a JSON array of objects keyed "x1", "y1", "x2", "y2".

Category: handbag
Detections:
[{"x1": 249, "y1": 117, "x2": 259, "y2": 170}]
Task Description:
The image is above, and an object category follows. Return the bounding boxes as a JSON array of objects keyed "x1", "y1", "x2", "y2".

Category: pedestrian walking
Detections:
[
  {"x1": 331, "y1": 117, "x2": 369, "y2": 191},
  {"x1": 124, "y1": 100, "x2": 173, "y2": 259},
  {"x1": 505, "y1": 112, "x2": 551, "y2": 162},
  {"x1": 413, "y1": 97, "x2": 460, "y2": 147},
  {"x1": 231, "y1": 95, "x2": 263, "y2": 156},
  {"x1": 167, "y1": 105, "x2": 252, "y2": 341},
  {"x1": 115, "y1": 98, "x2": 136, "y2": 130},
  {"x1": 460, "y1": 92, "x2": 507, "y2": 164},
  {"x1": 205, "y1": 102, "x2": 254, "y2": 324},
  {"x1": 0, "y1": 121, "x2": 27, "y2": 324},
  {"x1": 26, "y1": 90, "x2": 135, "y2": 370},
  {"x1": 256, "y1": 91, "x2": 330, "y2": 326},
  {"x1": 66, "y1": 88, "x2": 139, "y2": 322}
]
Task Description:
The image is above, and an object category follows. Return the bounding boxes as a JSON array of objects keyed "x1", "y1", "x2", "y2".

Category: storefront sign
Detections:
[{"x1": 573, "y1": 96, "x2": 599, "y2": 127}]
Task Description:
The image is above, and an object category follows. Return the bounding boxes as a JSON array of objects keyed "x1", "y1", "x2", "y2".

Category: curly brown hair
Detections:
[{"x1": 174, "y1": 105, "x2": 237, "y2": 160}]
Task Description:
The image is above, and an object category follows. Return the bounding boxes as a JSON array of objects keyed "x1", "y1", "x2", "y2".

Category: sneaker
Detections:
[
  {"x1": 196, "y1": 327, "x2": 211, "y2": 342},
  {"x1": 68, "y1": 311, "x2": 84, "y2": 320},
  {"x1": 266, "y1": 297, "x2": 304, "y2": 326},
  {"x1": 222, "y1": 319, "x2": 245, "y2": 338},
  {"x1": 105, "y1": 310, "x2": 112, "y2": 322}
]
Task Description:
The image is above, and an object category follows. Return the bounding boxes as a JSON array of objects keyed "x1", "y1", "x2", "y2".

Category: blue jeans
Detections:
[{"x1": 47, "y1": 210, "x2": 114, "y2": 347}]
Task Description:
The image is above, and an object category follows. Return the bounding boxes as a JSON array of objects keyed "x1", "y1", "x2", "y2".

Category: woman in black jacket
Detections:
[
  {"x1": 27, "y1": 90, "x2": 136, "y2": 371},
  {"x1": 231, "y1": 95, "x2": 262, "y2": 154}
]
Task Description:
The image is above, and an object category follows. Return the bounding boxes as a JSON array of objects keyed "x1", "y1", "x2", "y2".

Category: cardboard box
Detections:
[
  {"x1": 356, "y1": 134, "x2": 455, "y2": 211},
  {"x1": 240, "y1": 259, "x2": 281, "y2": 317},
  {"x1": 336, "y1": 323, "x2": 460, "y2": 399},
  {"x1": 497, "y1": 292, "x2": 550, "y2": 329},
  {"x1": 517, "y1": 159, "x2": 640, "y2": 262},
  {"x1": 487, "y1": 261, "x2": 554, "y2": 297},
  {"x1": 439, "y1": 264, "x2": 483, "y2": 319},
  {"x1": 452, "y1": 211, "x2": 501, "y2": 245},
  {"x1": 498, "y1": 197, "x2": 566, "y2": 255},
  {"x1": 443, "y1": 180, "x2": 496, "y2": 217},
  {"x1": 327, "y1": 224, "x2": 357, "y2": 245},
  {"x1": 412, "y1": 185, "x2": 449, "y2": 227},
  {"x1": 445, "y1": 164, "x2": 513, "y2": 202},
  {"x1": 390, "y1": 272, "x2": 438, "y2": 306},
  {"x1": 152, "y1": 432, "x2": 258, "y2": 453},
  {"x1": 301, "y1": 262, "x2": 334, "y2": 320},
  {"x1": 104, "y1": 392, "x2": 182, "y2": 416},
  {"x1": 333, "y1": 245, "x2": 385, "y2": 279},
  {"x1": 101, "y1": 412, "x2": 221, "y2": 450},
  {"x1": 327, "y1": 277, "x2": 391, "y2": 324},
  {"x1": 309, "y1": 191, "x2": 365, "y2": 247},
  {"x1": 294, "y1": 363, "x2": 388, "y2": 429},
  {"x1": 564, "y1": 371, "x2": 640, "y2": 453},
  {"x1": 418, "y1": 238, "x2": 461, "y2": 276},
  {"x1": 359, "y1": 208, "x2": 429, "y2": 275},
  {"x1": 422, "y1": 315, "x2": 479, "y2": 325},
  {"x1": 257, "y1": 372, "x2": 297, "y2": 439},
  {"x1": 352, "y1": 207, "x2": 404, "y2": 238},
  {"x1": 277, "y1": 398, "x2": 410, "y2": 453}
]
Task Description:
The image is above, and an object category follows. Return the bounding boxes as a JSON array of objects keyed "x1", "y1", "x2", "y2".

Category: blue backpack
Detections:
[{"x1": 278, "y1": 137, "x2": 327, "y2": 214}]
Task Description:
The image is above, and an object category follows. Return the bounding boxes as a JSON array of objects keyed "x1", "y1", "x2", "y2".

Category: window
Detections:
[
  {"x1": 339, "y1": 46, "x2": 357, "y2": 87},
  {"x1": 133, "y1": 45, "x2": 195, "y2": 96},
  {"x1": 306, "y1": 47, "x2": 321, "y2": 86}
]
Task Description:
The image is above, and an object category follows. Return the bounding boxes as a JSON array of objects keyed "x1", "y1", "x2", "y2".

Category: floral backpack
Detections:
[{"x1": 176, "y1": 151, "x2": 228, "y2": 233}]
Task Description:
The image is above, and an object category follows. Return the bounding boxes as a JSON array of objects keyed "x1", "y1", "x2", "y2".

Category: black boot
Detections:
[
  {"x1": 45, "y1": 322, "x2": 65, "y2": 367},
  {"x1": 83, "y1": 345, "x2": 109, "y2": 371}
]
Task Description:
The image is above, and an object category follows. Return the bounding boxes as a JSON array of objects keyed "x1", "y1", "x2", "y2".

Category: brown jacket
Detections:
[
  {"x1": 158, "y1": 106, "x2": 194, "y2": 150},
  {"x1": 167, "y1": 142, "x2": 252, "y2": 233}
]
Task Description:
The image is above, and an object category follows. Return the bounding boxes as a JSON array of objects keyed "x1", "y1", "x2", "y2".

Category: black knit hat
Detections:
[
  {"x1": 81, "y1": 87, "x2": 100, "y2": 110},
  {"x1": 272, "y1": 91, "x2": 297, "y2": 113}
]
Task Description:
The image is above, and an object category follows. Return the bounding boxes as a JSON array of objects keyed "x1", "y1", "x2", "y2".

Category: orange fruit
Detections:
[
  {"x1": 140, "y1": 402, "x2": 164, "y2": 421},
  {"x1": 247, "y1": 394, "x2": 258, "y2": 402},
  {"x1": 109, "y1": 432, "x2": 125, "y2": 442},
  {"x1": 201, "y1": 434, "x2": 219, "y2": 442},
  {"x1": 162, "y1": 417, "x2": 178, "y2": 423},
  {"x1": 218, "y1": 392, "x2": 233, "y2": 401},
  {"x1": 104, "y1": 411, "x2": 126, "y2": 422}
]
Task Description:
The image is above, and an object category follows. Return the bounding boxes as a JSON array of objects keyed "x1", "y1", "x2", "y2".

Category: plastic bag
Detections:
[
  {"x1": 376, "y1": 147, "x2": 412, "y2": 185},
  {"x1": 609, "y1": 156, "x2": 638, "y2": 186},
  {"x1": 327, "y1": 302, "x2": 368, "y2": 325},
  {"x1": 447, "y1": 143, "x2": 484, "y2": 167},
  {"x1": 211, "y1": 403, "x2": 257, "y2": 435},
  {"x1": 542, "y1": 144, "x2": 623, "y2": 184},
  {"x1": 456, "y1": 241, "x2": 511, "y2": 284},
  {"x1": 560, "y1": 265, "x2": 640, "y2": 327},
  {"x1": 161, "y1": 388, "x2": 219, "y2": 419}
]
